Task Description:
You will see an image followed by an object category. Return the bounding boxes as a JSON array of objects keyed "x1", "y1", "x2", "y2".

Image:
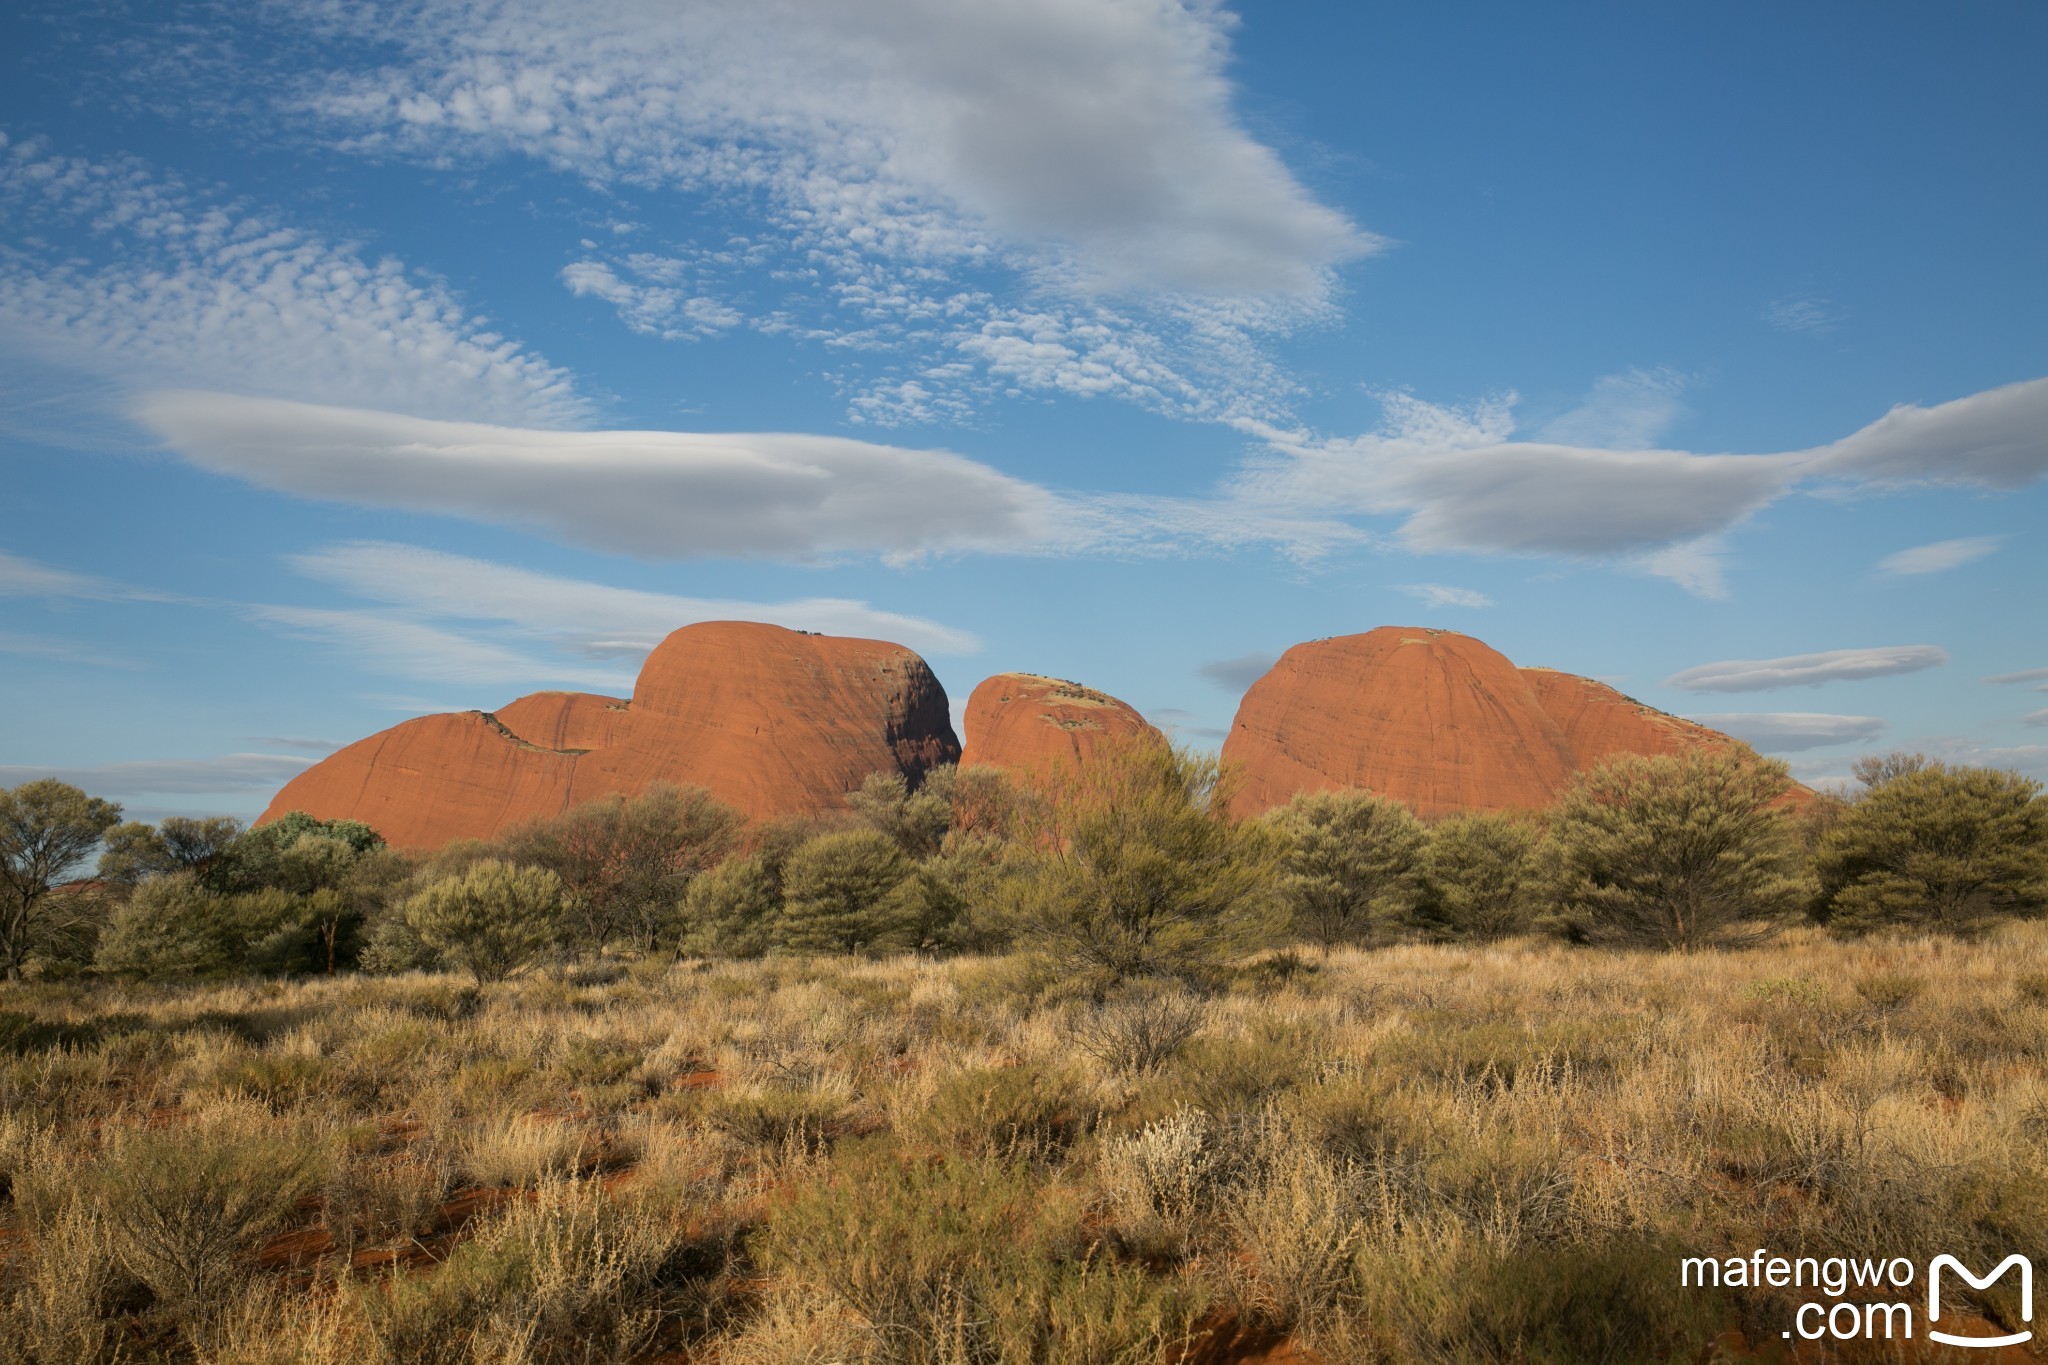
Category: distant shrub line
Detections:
[{"x1": 1, "y1": 742, "x2": 2042, "y2": 984}]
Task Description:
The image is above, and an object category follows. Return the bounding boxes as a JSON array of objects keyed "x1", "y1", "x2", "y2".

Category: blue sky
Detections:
[{"x1": 2, "y1": 0, "x2": 2044, "y2": 822}]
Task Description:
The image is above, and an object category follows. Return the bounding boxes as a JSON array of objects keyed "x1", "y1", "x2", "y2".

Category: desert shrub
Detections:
[
  {"x1": 1096, "y1": 1107, "x2": 1221, "y2": 1260},
  {"x1": 504, "y1": 784, "x2": 743, "y2": 956},
  {"x1": 757, "y1": 1144, "x2": 1201, "y2": 1363},
  {"x1": 1067, "y1": 980, "x2": 1207, "y2": 1075},
  {"x1": 1413, "y1": 811, "x2": 1540, "y2": 941},
  {"x1": 679, "y1": 854, "x2": 782, "y2": 959},
  {"x1": 1541, "y1": 750, "x2": 1807, "y2": 949},
  {"x1": 909, "y1": 1062, "x2": 1090, "y2": 1160},
  {"x1": 0, "y1": 1201, "x2": 131, "y2": 1364},
  {"x1": 1815, "y1": 762, "x2": 2048, "y2": 935},
  {"x1": 1266, "y1": 788, "x2": 1425, "y2": 949},
  {"x1": 1, "y1": 779, "x2": 122, "y2": 980},
  {"x1": 94, "y1": 872, "x2": 251, "y2": 978},
  {"x1": 773, "y1": 830, "x2": 921, "y2": 956},
  {"x1": 846, "y1": 769, "x2": 955, "y2": 859},
  {"x1": 461, "y1": 1117, "x2": 596, "y2": 1188},
  {"x1": 361, "y1": 1179, "x2": 720, "y2": 1365},
  {"x1": 1224, "y1": 1119, "x2": 1363, "y2": 1337},
  {"x1": 93, "y1": 1124, "x2": 321, "y2": 1315},
  {"x1": 998, "y1": 739, "x2": 1275, "y2": 983},
  {"x1": 703, "y1": 1087, "x2": 846, "y2": 1154},
  {"x1": 403, "y1": 859, "x2": 566, "y2": 982},
  {"x1": 322, "y1": 1153, "x2": 453, "y2": 1260}
]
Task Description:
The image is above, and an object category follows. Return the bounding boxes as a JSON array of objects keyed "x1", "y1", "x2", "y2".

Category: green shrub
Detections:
[
  {"x1": 758, "y1": 1145, "x2": 1200, "y2": 1363},
  {"x1": 773, "y1": 830, "x2": 920, "y2": 956},
  {"x1": 403, "y1": 860, "x2": 566, "y2": 983},
  {"x1": 997, "y1": 739, "x2": 1275, "y2": 982},
  {"x1": 1815, "y1": 763, "x2": 2047, "y2": 935},
  {"x1": 910, "y1": 1063, "x2": 1090, "y2": 1159},
  {"x1": 1413, "y1": 811, "x2": 1540, "y2": 941},
  {"x1": 1541, "y1": 750, "x2": 1806, "y2": 949},
  {"x1": 1266, "y1": 789, "x2": 1424, "y2": 949}
]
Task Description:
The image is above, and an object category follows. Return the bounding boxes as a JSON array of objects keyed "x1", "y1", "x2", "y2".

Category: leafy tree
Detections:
[
  {"x1": 846, "y1": 770, "x2": 955, "y2": 859},
  {"x1": 774, "y1": 829, "x2": 921, "y2": 955},
  {"x1": 1265, "y1": 789, "x2": 1424, "y2": 949},
  {"x1": 1413, "y1": 811, "x2": 1541, "y2": 941},
  {"x1": 1541, "y1": 750, "x2": 1805, "y2": 950},
  {"x1": 95, "y1": 874, "x2": 314, "y2": 978},
  {"x1": 680, "y1": 853, "x2": 783, "y2": 959},
  {"x1": 0, "y1": 779, "x2": 122, "y2": 980},
  {"x1": 1851, "y1": 750, "x2": 1933, "y2": 792},
  {"x1": 402, "y1": 860, "x2": 566, "y2": 983},
  {"x1": 996, "y1": 738, "x2": 1275, "y2": 983},
  {"x1": 98, "y1": 815, "x2": 248, "y2": 888},
  {"x1": 1815, "y1": 763, "x2": 2047, "y2": 935},
  {"x1": 504, "y1": 785, "x2": 742, "y2": 955}
]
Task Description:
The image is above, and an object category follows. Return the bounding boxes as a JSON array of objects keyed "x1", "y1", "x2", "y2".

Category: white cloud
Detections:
[
  {"x1": 133, "y1": 391, "x2": 1065, "y2": 563},
  {"x1": 246, "y1": 604, "x2": 636, "y2": 690},
  {"x1": 1664, "y1": 645, "x2": 1949, "y2": 693},
  {"x1": 1809, "y1": 377, "x2": 2048, "y2": 488},
  {"x1": 275, "y1": 0, "x2": 1371, "y2": 430},
  {"x1": 1198, "y1": 652, "x2": 1277, "y2": 693},
  {"x1": 1535, "y1": 367, "x2": 1689, "y2": 450},
  {"x1": 291, "y1": 540, "x2": 982, "y2": 659},
  {"x1": 1399, "y1": 583, "x2": 1493, "y2": 609},
  {"x1": 0, "y1": 752, "x2": 314, "y2": 796},
  {"x1": 2024, "y1": 710, "x2": 2048, "y2": 728},
  {"x1": 1763, "y1": 295, "x2": 1840, "y2": 334},
  {"x1": 302, "y1": 0, "x2": 1369, "y2": 306},
  {"x1": 1984, "y1": 667, "x2": 2048, "y2": 687},
  {"x1": 0, "y1": 631, "x2": 135, "y2": 668},
  {"x1": 1876, "y1": 535, "x2": 2004, "y2": 576},
  {"x1": 1687, "y1": 712, "x2": 1886, "y2": 752},
  {"x1": 0, "y1": 548, "x2": 177, "y2": 603},
  {"x1": 0, "y1": 137, "x2": 582, "y2": 426}
]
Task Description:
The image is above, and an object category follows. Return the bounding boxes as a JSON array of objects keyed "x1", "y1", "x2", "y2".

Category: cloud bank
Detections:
[
  {"x1": 1687, "y1": 712, "x2": 1886, "y2": 752},
  {"x1": 1665, "y1": 646, "x2": 1949, "y2": 693}
]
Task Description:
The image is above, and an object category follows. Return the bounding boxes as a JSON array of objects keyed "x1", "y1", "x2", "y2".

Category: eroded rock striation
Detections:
[
  {"x1": 1224, "y1": 626, "x2": 1766, "y2": 820},
  {"x1": 957, "y1": 673, "x2": 1159, "y2": 773},
  {"x1": 260, "y1": 621, "x2": 960, "y2": 847}
]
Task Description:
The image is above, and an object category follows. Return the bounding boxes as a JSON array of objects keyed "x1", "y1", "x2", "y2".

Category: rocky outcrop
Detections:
[
  {"x1": 259, "y1": 622, "x2": 960, "y2": 847},
  {"x1": 1224, "y1": 627, "x2": 1767, "y2": 820},
  {"x1": 958, "y1": 673, "x2": 1158, "y2": 773}
]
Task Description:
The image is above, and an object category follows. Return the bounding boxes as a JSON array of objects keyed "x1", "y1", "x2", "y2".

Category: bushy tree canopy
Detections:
[
  {"x1": 1542, "y1": 751, "x2": 1805, "y2": 950},
  {"x1": 1816, "y1": 763, "x2": 2047, "y2": 935},
  {"x1": 1, "y1": 779, "x2": 122, "y2": 979},
  {"x1": 403, "y1": 860, "x2": 566, "y2": 983},
  {"x1": 1265, "y1": 789, "x2": 1424, "y2": 949},
  {"x1": 1414, "y1": 811, "x2": 1541, "y2": 942}
]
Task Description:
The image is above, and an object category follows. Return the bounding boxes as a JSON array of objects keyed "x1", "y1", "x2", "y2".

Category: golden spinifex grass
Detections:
[{"x1": 3, "y1": 928, "x2": 2046, "y2": 1363}]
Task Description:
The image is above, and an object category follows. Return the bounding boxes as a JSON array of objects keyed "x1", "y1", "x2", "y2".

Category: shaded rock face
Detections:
[
  {"x1": 957, "y1": 673, "x2": 1159, "y2": 773},
  {"x1": 260, "y1": 622, "x2": 960, "y2": 848},
  {"x1": 1223, "y1": 627, "x2": 1758, "y2": 820}
]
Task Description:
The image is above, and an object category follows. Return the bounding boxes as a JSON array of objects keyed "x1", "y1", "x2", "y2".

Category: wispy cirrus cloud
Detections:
[
  {"x1": 290, "y1": 541, "x2": 982, "y2": 659},
  {"x1": 1763, "y1": 295, "x2": 1841, "y2": 335},
  {"x1": 1876, "y1": 535, "x2": 2005, "y2": 576},
  {"x1": 1687, "y1": 712, "x2": 1886, "y2": 752},
  {"x1": 0, "y1": 752, "x2": 314, "y2": 796},
  {"x1": 1665, "y1": 645, "x2": 1949, "y2": 694},
  {"x1": 1983, "y1": 667, "x2": 2048, "y2": 689},
  {"x1": 0, "y1": 136, "x2": 584, "y2": 427},
  {"x1": 1399, "y1": 583, "x2": 1493, "y2": 610}
]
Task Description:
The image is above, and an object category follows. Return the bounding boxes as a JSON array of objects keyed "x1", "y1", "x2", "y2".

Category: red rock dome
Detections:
[
  {"x1": 260, "y1": 622, "x2": 960, "y2": 847},
  {"x1": 958, "y1": 673, "x2": 1158, "y2": 773},
  {"x1": 1223, "y1": 627, "x2": 1768, "y2": 820}
]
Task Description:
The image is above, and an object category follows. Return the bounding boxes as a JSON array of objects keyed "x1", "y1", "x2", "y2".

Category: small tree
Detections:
[
  {"x1": 773, "y1": 829, "x2": 920, "y2": 955},
  {"x1": 1414, "y1": 811, "x2": 1541, "y2": 941},
  {"x1": 1815, "y1": 763, "x2": 2047, "y2": 935},
  {"x1": 997, "y1": 738, "x2": 1274, "y2": 983},
  {"x1": 1542, "y1": 750, "x2": 1805, "y2": 950},
  {"x1": 1851, "y1": 750, "x2": 1932, "y2": 791},
  {"x1": 846, "y1": 769, "x2": 955, "y2": 859},
  {"x1": 0, "y1": 779, "x2": 122, "y2": 980},
  {"x1": 403, "y1": 860, "x2": 565, "y2": 983},
  {"x1": 504, "y1": 785, "x2": 742, "y2": 956},
  {"x1": 1265, "y1": 789, "x2": 1424, "y2": 950}
]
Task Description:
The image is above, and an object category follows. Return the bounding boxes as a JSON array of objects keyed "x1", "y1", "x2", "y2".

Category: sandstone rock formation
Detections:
[
  {"x1": 1224, "y1": 627, "x2": 1766, "y2": 820},
  {"x1": 260, "y1": 621, "x2": 960, "y2": 847},
  {"x1": 957, "y1": 673, "x2": 1159, "y2": 773}
]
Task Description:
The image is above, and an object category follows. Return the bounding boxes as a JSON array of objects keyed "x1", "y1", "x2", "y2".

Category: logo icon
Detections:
[{"x1": 1928, "y1": 1254, "x2": 2033, "y2": 1349}]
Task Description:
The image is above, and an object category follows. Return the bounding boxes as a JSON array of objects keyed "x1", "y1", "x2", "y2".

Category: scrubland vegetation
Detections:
[{"x1": 1, "y1": 744, "x2": 2045, "y2": 1361}]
